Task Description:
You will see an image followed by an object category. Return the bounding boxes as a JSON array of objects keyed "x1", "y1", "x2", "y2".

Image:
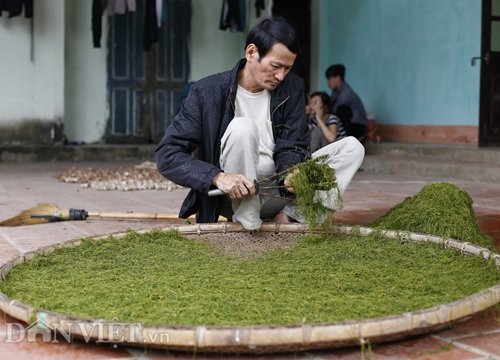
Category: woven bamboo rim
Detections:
[{"x1": 1, "y1": 223, "x2": 499, "y2": 354}]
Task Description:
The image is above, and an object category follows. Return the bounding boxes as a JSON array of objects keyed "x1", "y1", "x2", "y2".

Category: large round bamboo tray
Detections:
[{"x1": 1, "y1": 223, "x2": 499, "y2": 354}]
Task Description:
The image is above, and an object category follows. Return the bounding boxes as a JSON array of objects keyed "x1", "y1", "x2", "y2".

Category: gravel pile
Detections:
[{"x1": 53, "y1": 161, "x2": 184, "y2": 191}]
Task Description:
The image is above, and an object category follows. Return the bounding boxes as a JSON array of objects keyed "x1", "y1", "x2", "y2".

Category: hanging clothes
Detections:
[
  {"x1": 144, "y1": 0, "x2": 159, "y2": 51},
  {"x1": 219, "y1": 0, "x2": 246, "y2": 33},
  {"x1": 255, "y1": 0, "x2": 265, "y2": 18},
  {"x1": 155, "y1": 0, "x2": 162, "y2": 27},
  {"x1": 267, "y1": 0, "x2": 273, "y2": 16},
  {"x1": 107, "y1": 0, "x2": 136, "y2": 16},
  {"x1": 92, "y1": 0, "x2": 104, "y2": 48},
  {"x1": 0, "y1": 0, "x2": 33, "y2": 18},
  {"x1": 118, "y1": 0, "x2": 135, "y2": 14},
  {"x1": 0, "y1": 0, "x2": 6, "y2": 17}
]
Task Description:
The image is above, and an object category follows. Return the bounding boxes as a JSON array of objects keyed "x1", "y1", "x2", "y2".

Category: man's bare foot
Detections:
[{"x1": 272, "y1": 212, "x2": 293, "y2": 223}]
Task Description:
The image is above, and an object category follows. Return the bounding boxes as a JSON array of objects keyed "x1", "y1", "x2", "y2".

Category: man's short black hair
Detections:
[
  {"x1": 245, "y1": 16, "x2": 301, "y2": 61},
  {"x1": 325, "y1": 64, "x2": 346, "y2": 81}
]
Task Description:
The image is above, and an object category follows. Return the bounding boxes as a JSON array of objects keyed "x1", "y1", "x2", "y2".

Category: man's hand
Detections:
[
  {"x1": 284, "y1": 169, "x2": 299, "y2": 194},
  {"x1": 212, "y1": 172, "x2": 256, "y2": 199}
]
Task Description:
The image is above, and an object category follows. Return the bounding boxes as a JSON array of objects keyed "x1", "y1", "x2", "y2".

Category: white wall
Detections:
[
  {"x1": 0, "y1": 0, "x2": 65, "y2": 128},
  {"x1": 189, "y1": 0, "x2": 268, "y2": 81},
  {"x1": 0, "y1": 0, "x2": 317, "y2": 145},
  {"x1": 64, "y1": 0, "x2": 108, "y2": 143}
]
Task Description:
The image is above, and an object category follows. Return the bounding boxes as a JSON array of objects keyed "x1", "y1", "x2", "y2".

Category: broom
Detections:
[{"x1": 0, "y1": 203, "x2": 226, "y2": 227}]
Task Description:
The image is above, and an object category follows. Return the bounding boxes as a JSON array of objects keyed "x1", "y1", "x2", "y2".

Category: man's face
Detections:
[
  {"x1": 327, "y1": 75, "x2": 342, "y2": 91},
  {"x1": 242, "y1": 43, "x2": 296, "y2": 92}
]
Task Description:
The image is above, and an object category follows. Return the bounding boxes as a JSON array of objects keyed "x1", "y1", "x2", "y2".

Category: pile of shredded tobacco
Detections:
[
  {"x1": 2, "y1": 228, "x2": 499, "y2": 327},
  {"x1": 286, "y1": 155, "x2": 341, "y2": 229},
  {"x1": 369, "y1": 182, "x2": 494, "y2": 249}
]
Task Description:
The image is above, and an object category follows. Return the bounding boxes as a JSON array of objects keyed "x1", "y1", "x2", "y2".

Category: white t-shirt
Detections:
[{"x1": 234, "y1": 85, "x2": 275, "y2": 175}]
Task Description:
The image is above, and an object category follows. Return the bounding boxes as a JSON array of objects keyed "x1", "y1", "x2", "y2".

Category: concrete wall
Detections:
[
  {"x1": 319, "y1": 0, "x2": 482, "y2": 128},
  {"x1": 64, "y1": 0, "x2": 108, "y2": 144},
  {"x1": 0, "y1": 0, "x2": 320, "y2": 146},
  {"x1": 190, "y1": 0, "x2": 269, "y2": 81},
  {"x1": 0, "y1": 0, "x2": 66, "y2": 145}
]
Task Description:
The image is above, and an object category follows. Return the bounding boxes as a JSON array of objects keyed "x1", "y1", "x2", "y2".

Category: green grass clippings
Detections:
[
  {"x1": 1, "y1": 228, "x2": 499, "y2": 327},
  {"x1": 287, "y1": 155, "x2": 341, "y2": 229},
  {"x1": 369, "y1": 182, "x2": 494, "y2": 249}
]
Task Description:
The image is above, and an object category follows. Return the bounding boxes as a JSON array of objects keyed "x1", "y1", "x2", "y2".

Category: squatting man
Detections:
[{"x1": 155, "y1": 16, "x2": 364, "y2": 230}]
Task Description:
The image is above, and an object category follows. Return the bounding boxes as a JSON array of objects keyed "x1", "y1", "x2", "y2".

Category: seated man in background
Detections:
[{"x1": 325, "y1": 64, "x2": 368, "y2": 140}]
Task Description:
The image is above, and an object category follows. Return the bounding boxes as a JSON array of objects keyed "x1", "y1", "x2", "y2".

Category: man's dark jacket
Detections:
[{"x1": 155, "y1": 59, "x2": 310, "y2": 223}]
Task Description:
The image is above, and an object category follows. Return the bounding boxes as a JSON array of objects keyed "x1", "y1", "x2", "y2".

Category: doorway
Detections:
[
  {"x1": 106, "y1": 0, "x2": 191, "y2": 144},
  {"x1": 271, "y1": 0, "x2": 312, "y2": 93},
  {"x1": 479, "y1": 0, "x2": 500, "y2": 147}
]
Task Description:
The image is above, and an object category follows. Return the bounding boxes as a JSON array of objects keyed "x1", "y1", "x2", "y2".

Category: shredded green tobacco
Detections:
[
  {"x1": 369, "y1": 182, "x2": 494, "y2": 249},
  {"x1": 2, "y1": 228, "x2": 499, "y2": 327},
  {"x1": 287, "y1": 155, "x2": 341, "y2": 229}
]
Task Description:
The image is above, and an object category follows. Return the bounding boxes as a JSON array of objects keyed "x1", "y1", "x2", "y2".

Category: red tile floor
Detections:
[{"x1": 0, "y1": 162, "x2": 499, "y2": 360}]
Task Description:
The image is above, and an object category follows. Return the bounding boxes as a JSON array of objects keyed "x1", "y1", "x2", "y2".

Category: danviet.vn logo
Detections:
[{"x1": 4, "y1": 316, "x2": 170, "y2": 345}]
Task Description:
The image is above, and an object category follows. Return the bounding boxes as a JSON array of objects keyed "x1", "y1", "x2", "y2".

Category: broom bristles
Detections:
[{"x1": 0, "y1": 203, "x2": 61, "y2": 227}]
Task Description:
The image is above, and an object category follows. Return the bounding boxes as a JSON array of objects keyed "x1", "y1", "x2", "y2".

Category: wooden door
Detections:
[
  {"x1": 479, "y1": 0, "x2": 500, "y2": 147},
  {"x1": 106, "y1": 0, "x2": 191, "y2": 144}
]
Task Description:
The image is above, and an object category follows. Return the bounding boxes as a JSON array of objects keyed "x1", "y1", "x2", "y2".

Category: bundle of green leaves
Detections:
[
  {"x1": 369, "y1": 182, "x2": 494, "y2": 249},
  {"x1": 286, "y1": 155, "x2": 341, "y2": 229}
]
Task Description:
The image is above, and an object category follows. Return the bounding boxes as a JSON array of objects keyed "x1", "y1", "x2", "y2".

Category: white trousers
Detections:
[{"x1": 220, "y1": 117, "x2": 365, "y2": 230}]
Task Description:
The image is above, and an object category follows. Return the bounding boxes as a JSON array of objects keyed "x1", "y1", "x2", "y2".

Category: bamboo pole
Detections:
[{"x1": 86, "y1": 212, "x2": 227, "y2": 222}]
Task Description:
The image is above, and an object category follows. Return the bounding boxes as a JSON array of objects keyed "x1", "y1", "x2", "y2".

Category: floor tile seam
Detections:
[
  {"x1": 362, "y1": 155, "x2": 500, "y2": 167},
  {"x1": 444, "y1": 328, "x2": 500, "y2": 341},
  {"x1": 354, "y1": 180, "x2": 433, "y2": 184},
  {"x1": 431, "y1": 334, "x2": 500, "y2": 359},
  {"x1": 0, "y1": 228, "x2": 26, "y2": 253},
  {"x1": 3, "y1": 225, "x2": 93, "y2": 242},
  {"x1": 473, "y1": 205, "x2": 500, "y2": 212},
  {"x1": 62, "y1": 222, "x2": 92, "y2": 237}
]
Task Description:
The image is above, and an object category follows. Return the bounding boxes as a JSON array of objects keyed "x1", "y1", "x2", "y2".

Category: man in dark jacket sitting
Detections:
[{"x1": 155, "y1": 16, "x2": 364, "y2": 230}]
